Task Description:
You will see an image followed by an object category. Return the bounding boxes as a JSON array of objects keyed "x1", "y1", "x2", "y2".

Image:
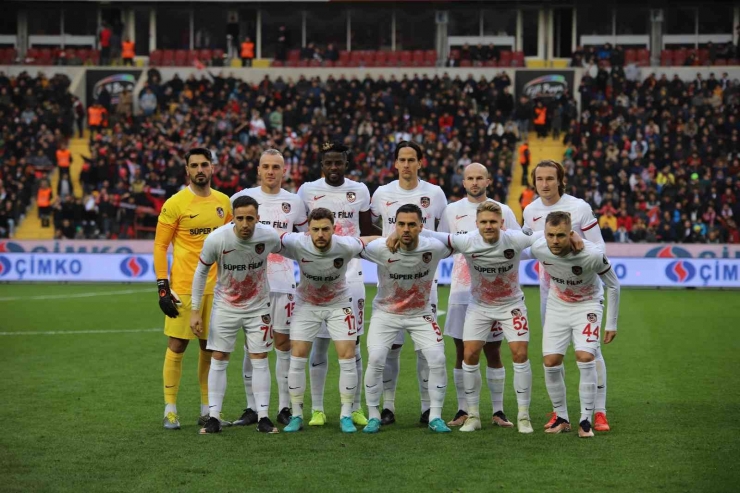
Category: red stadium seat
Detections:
[
  {"x1": 309, "y1": 59, "x2": 321, "y2": 67},
  {"x1": 512, "y1": 51, "x2": 525, "y2": 67},
  {"x1": 624, "y1": 48, "x2": 637, "y2": 64},
  {"x1": 187, "y1": 50, "x2": 199, "y2": 65},
  {"x1": 399, "y1": 51, "x2": 412, "y2": 65},
  {"x1": 322, "y1": 60, "x2": 333, "y2": 67},
  {"x1": 149, "y1": 50, "x2": 162, "y2": 66},
  {"x1": 287, "y1": 49, "x2": 301, "y2": 62},
  {"x1": 637, "y1": 48, "x2": 650, "y2": 67},
  {"x1": 285, "y1": 60, "x2": 297, "y2": 67},
  {"x1": 412, "y1": 50, "x2": 425, "y2": 64},
  {"x1": 424, "y1": 50, "x2": 437, "y2": 62},
  {"x1": 375, "y1": 51, "x2": 387, "y2": 65},
  {"x1": 212, "y1": 49, "x2": 224, "y2": 62},
  {"x1": 499, "y1": 50, "x2": 512, "y2": 66},
  {"x1": 660, "y1": 50, "x2": 673, "y2": 66},
  {"x1": 484, "y1": 59, "x2": 498, "y2": 67},
  {"x1": 162, "y1": 50, "x2": 175, "y2": 66},
  {"x1": 385, "y1": 51, "x2": 399, "y2": 66},
  {"x1": 673, "y1": 49, "x2": 686, "y2": 66},
  {"x1": 297, "y1": 60, "x2": 308, "y2": 67},
  {"x1": 727, "y1": 58, "x2": 738, "y2": 66},
  {"x1": 271, "y1": 60, "x2": 284, "y2": 67},
  {"x1": 714, "y1": 58, "x2": 727, "y2": 66},
  {"x1": 174, "y1": 50, "x2": 188, "y2": 66},
  {"x1": 698, "y1": 49, "x2": 710, "y2": 65},
  {"x1": 198, "y1": 50, "x2": 212, "y2": 65},
  {"x1": 460, "y1": 59, "x2": 472, "y2": 67},
  {"x1": 89, "y1": 50, "x2": 100, "y2": 65},
  {"x1": 449, "y1": 49, "x2": 461, "y2": 61}
]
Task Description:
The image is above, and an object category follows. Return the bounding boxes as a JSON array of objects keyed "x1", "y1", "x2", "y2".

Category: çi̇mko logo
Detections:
[
  {"x1": 0, "y1": 256, "x2": 11, "y2": 277},
  {"x1": 665, "y1": 261, "x2": 696, "y2": 283},
  {"x1": 120, "y1": 256, "x2": 149, "y2": 278}
]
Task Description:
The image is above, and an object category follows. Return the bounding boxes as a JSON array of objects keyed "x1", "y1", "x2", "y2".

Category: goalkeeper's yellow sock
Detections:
[
  {"x1": 198, "y1": 348, "x2": 212, "y2": 414},
  {"x1": 163, "y1": 349, "x2": 184, "y2": 414}
]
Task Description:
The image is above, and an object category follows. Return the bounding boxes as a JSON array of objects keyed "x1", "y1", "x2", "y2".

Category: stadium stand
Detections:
[{"x1": 0, "y1": 71, "x2": 75, "y2": 239}]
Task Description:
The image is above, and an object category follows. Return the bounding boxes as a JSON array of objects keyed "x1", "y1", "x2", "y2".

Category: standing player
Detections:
[
  {"x1": 230, "y1": 149, "x2": 308, "y2": 427},
  {"x1": 361, "y1": 204, "x2": 452, "y2": 434},
  {"x1": 154, "y1": 147, "x2": 233, "y2": 430},
  {"x1": 531, "y1": 212, "x2": 620, "y2": 438},
  {"x1": 296, "y1": 142, "x2": 375, "y2": 427},
  {"x1": 522, "y1": 160, "x2": 611, "y2": 432},
  {"x1": 370, "y1": 141, "x2": 447, "y2": 425},
  {"x1": 277, "y1": 208, "x2": 379, "y2": 433},
  {"x1": 190, "y1": 196, "x2": 282, "y2": 434},
  {"x1": 438, "y1": 163, "x2": 522, "y2": 428}
]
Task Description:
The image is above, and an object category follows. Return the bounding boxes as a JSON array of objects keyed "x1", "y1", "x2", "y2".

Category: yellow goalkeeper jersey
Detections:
[{"x1": 154, "y1": 187, "x2": 233, "y2": 294}]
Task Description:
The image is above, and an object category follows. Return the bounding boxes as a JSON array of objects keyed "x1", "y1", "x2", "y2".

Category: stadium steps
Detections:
[
  {"x1": 506, "y1": 132, "x2": 568, "y2": 224},
  {"x1": 12, "y1": 135, "x2": 88, "y2": 239}
]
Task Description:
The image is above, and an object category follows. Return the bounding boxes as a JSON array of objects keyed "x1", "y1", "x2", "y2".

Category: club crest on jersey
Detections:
[
  {"x1": 358, "y1": 299, "x2": 365, "y2": 310},
  {"x1": 288, "y1": 294, "x2": 294, "y2": 301},
  {"x1": 572, "y1": 266, "x2": 583, "y2": 275},
  {"x1": 334, "y1": 258, "x2": 344, "y2": 269},
  {"x1": 587, "y1": 313, "x2": 597, "y2": 323},
  {"x1": 216, "y1": 207, "x2": 224, "y2": 219},
  {"x1": 422, "y1": 252, "x2": 432, "y2": 263},
  {"x1": 504, "y1": 249, "x2": 515, "y2": 259},
  {"x1": 346, "y1": 192, "x2": 356, "y2": 203},
  {"x1": 262, "y1": 314, "x2": 272, "y2": 325},
  {"x1": 511, "y1": 308, "x2": 523, "y2": 317},
  {"x1": 343, "y1": 307, "x2": 353, "y2": 315},
  {"x1": 255, "y1": 243, "x2": 265, "y2": 254},
  {"x1": 423, "y1": 315, "x2": 434, "y2": 322},
  {"x1": 282, "y1": 202, "x2": 291, "y2": 214},
  {"x1": 420, "y1": 196, "x2": 430, "y2": 208}
]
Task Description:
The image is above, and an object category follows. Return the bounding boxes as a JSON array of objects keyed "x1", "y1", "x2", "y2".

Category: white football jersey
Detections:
[
  {"x1": 438, "y1": 198, "x2": 520, "y2": 305},
  {"x1": 370, "y1": 180, "x2": 447, "y2": 236},
  {"x1": 530, "y1": 239, "x2": 611, "y2": 305},
  {"x1": 297, "y1": 178, "x2": 371, "y2": 282},
  {"x1": 198, "y1": 223, "x2": 281, "y2": 312},
  {"x1": 440, "y1": 229, "x2": 535, "y2": 308},
  {"x1": 361, "y1": 236, "x2": 451, "y2": 316},
  {"x1": 231, "y1": 187, "x2": 308, "y2": 294},
  {"x1": 523, "y1": 194, "x2": 603, "y2": 247},
  {"x1": 279, "y1": 233, "x2": 365, "y2": 308}
]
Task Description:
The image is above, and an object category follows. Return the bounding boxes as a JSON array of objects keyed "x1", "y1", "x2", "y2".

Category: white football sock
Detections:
[
  {"x1": 242, "y1": 348, "x2": 256, "y2": 410},
  {"x1": 421, "y1": 346, "x2": 447, "y2": 422},
  {"x1": 200, "y1": 404, "x2": 209, "y2": 416},
  {"x1": 577, "y1": 360, "x2": 597, "y2": 424},
  {"x1": 287, "y1": 356, "x2": 307, "y2": 418},
  {"x1": 365, "y1": 346, "x2": 388, "y2": 413},
  {"x1": 453, "y1": 368, "x2": 468, "y2": 412},
  {"x1": 594, "y1": 348, "x2": 607, "y2": 414},
  {"x1": 486, "y1": 366, "x2": 505, "y2": 415},
  {"x1": 309, "y1": 337, "x2": 331, "y2": 412},
  {"x1": 275, "y1": 349, "x2": 291, "y2": 411},
  {"x1": 353, "y1": 344, "x2": 363, "y2": 412},
  {"x1": 251, "y1": 358, "x2": 271, "y2": 419},
  {"x1": 544, "y1": 364, "x2": 568, "y2": 422},
  {"x1": 208, "y1": 358, "x2": 229, "y2": 419},
  {"x1": 338, "y1": 358, "x2": 357, "y2": 418},
  {"x1": 383, "y1": 347, "x2": 402, "y2": 412},
  {"x1": 417, "y1": 351, "x2": 430, "y2": 413},
  {"x1": 513, "y1": 360, "x2": 532, "y2": 416},
  {"x1": 462, "y1": 362, "x2": 481, "y2": 418}
]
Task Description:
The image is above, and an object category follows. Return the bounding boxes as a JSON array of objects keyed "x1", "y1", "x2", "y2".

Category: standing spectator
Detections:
[
  {"x1": 518, "y1": 140, "x2": 530, "y2": 186},
  {"x1": 533, "y1": 100, "x2": 547, "y2": 139},
  {"x1": 139, "y1": 87, "x2": 157, "y2": 116},
  {"x1": 87, "y1": 101, "x2": 106, "y2": 137},
  {"x1": 276, "y1": 25, "x2": 288, "y2": 61},
  {"x1": 56, "y1": 143, "x2": 72, "y2": 171},
  {"x1": 37, "y1": 179, "x2": 53, "y2": 228},
  {"x1": 240, "y1": 37, "x2": 255, "y2": 67},
  {"x1": 72, "y1": 96, "x2": 85, "y2": 138},
  {"x1": 99, "y1": 23, "x2": 112, "y2": 65},
  {"x1": 519, "y1": 184, "x2": 535, "y2": 209},
  {"x1": 122, "y1": 37, "x2": 135, "y2": 66},
  {"x1": 514, "y1": 96, "x2": 531, "y2": 138},
  {"x1": 116, "y1": 88, "x2": 133, "y2": 121},
  {"x1": 551, "y1": 104, "x2": 563, "y2": 140}
]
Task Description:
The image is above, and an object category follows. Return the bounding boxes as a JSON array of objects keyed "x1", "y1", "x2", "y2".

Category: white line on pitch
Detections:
[
  {"x1": 0, "y1": 328, "x2": 160, "y2": 336},
  {"x1": 0, "y1": 289, "x2": 150, "y2": 302}
]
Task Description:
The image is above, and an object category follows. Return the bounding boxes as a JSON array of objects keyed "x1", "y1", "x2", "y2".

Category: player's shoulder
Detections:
[
  {"x1": 372, "y1": 182, "x2": 394, "y2": 196},
  {"x1": 211, "y1": 189, "x2": 231, "y2": 205},
  {"x1": 523, "y1": 197, "x2": 543, "y2": 214},
  {"x1": 231, "y1": 186, "x2": 257, "y2": 203},
  {"x1": 420, "y1": 234, "x2": 447, "y2": 251},
  {"x1": 298, "y1": 179, "x2": 321, "y2": 193},
  {"x1": 208, "y1": 223, "x2": 232, "y2": 241},
  {"x1": 255, "y1": 222, "x2": 281, "y2": 240},
  {"x1": 163, "y1": 188, "x2": 193, "y2": 209},
  {"x1": 531, "y1": 235, "x2": 548, "y2": 251}
]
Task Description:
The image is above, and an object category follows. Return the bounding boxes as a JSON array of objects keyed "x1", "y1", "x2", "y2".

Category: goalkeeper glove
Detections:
[{"x1": 157, "y1": 279, "x2": 179, "y2": 318}]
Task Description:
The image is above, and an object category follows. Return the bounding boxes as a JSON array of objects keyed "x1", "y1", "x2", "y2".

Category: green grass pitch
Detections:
[{"x1": 0, "y1": 283, "x2": 738, "y2": 492}]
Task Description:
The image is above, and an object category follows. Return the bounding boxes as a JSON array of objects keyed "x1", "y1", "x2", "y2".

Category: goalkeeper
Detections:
[{"x1": 154, "y1": 147, "x2": 233, "y2": 430}]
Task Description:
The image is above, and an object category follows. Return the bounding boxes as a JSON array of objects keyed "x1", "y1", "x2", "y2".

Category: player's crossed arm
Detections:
[{"x1": 598, "y1": 257, "x2": 621, "y2": 345}]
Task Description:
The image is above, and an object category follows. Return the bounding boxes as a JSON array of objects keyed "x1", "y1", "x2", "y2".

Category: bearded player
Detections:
[
  {"x1": 155, "y1": 147, "x2": 233, "y2": 430},
  {"x1": 230, "y1": 149, "x2": 308, "y2": 427},
  {"x1": 523, "y1": 160, "x2": 610, "y2": 432},
  {"x1": 296, "y1": 142, "x2": 374, "y2": 427}
]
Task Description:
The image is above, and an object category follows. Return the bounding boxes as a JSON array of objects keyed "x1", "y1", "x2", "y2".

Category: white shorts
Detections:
[
  {"x1": 290, "y1": 303, "x2": 358, "y2": 343},
  {"x1": 317, "y1": 282, "x2": 365, "y2": 339},
  {"x1": 368, "y1": 310, "x2": 444, "y2": 352},
  {"x1": 271, "y1": 292, "x2": 294, "y2": 335},
  {"x1": 392, "y1": 281, "x2": 437, "y2": 346},
  {"x1": 542, "y1": 300, "x2": 603, "y2": 356},
  {"x1": 463, "y1": 300, "x2": 530, "y2": 343},
  {"x1": 207, "y1": 306, "x2": 274, "y2": 354},
  {"x1": 444, "y1": 303, "x2": 500, "y2": 342}
]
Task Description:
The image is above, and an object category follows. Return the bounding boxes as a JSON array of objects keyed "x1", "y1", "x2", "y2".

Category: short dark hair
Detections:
[
  {"x1": 184, "y1": 147, "x2": 213, "y2": 166},
  {"x1": 308, "y1": 207, "x2": 335, "y2": 225},
  {"x1": 394, "y1": 140, "x2": 423, "y2": 161},
  {"x1": 546, "y1": 211, "x2": 571, "y2": 228},
  {"x1": 395, "y1": 203, "x2": 423, "y2": 221},
  {"x1": 233, "y1": 195, "x2": 259, "y2": 214},
  {"x1": 320, "y1": 141, "x2": 350, "y2": 162},
  {"x1": 531, "y1": 160, "x2": 566, "y2": 196}
]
